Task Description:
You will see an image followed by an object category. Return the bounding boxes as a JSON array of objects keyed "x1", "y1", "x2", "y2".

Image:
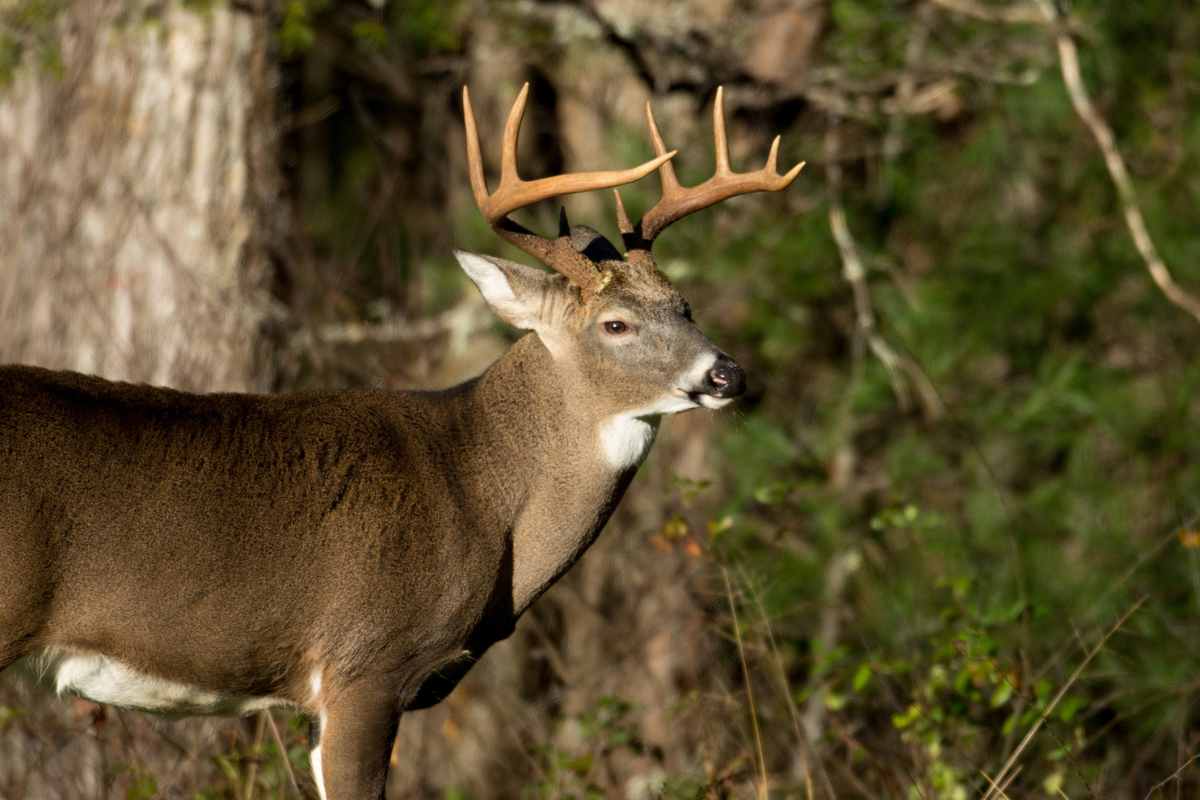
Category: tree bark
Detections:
[{"x1": 0, "y1": 0, "x2": 279, "y2": 392}]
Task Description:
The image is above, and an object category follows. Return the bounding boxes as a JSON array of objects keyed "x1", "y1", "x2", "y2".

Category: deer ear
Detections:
[{"x1": 454, "y1": 250, "x2": 550, "y2": 331}]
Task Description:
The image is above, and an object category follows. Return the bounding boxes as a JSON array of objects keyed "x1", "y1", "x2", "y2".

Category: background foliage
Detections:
[{"x1": 2, "y1": 0, "x2": 1200, "y2": 797}]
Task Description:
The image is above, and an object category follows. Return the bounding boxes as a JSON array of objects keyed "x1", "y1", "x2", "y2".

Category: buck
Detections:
[{"x1": 0, "y1": 85, "x2": 801, "y2": 798}]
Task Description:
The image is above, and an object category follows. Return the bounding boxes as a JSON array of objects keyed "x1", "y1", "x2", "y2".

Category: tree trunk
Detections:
[{"x1": 0, "y1": 0, "x2": 278, "y2": 392}]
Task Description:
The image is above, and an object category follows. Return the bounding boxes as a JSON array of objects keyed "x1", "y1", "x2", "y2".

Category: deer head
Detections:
[{"x1": 457, "y1": 85, "x2": 804, "y2": 467}]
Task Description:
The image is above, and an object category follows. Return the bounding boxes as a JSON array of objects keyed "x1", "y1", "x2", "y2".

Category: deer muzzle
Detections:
[{"x1": 703, "y1": 354, "x2": 745, "y2": 399}]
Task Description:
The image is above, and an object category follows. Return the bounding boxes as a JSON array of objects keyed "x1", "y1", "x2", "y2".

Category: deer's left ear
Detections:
[{"x1": 454, "y1": 250, "x2": 552, "y2": 331}]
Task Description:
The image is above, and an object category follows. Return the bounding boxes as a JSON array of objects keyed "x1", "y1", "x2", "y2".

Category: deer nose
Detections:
[{"x1": 705, "y1": 356, "x2": 745, "y2": 398}]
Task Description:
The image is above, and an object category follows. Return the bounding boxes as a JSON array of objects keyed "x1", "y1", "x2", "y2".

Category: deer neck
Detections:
[{"x1": 448, "y1": 333, "x2": 653, "y2": 616}]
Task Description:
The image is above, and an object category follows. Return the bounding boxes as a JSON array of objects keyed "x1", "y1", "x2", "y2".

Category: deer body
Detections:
[
  {"x1": 0, "y1": 86, "x2": 799, "y2": 798},
  {"x1": 3, "y1": 331, "x2": 627, "y2": 699}
]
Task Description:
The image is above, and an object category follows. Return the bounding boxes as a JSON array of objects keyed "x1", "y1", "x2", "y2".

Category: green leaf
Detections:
[
  {"x1": 289, "y1": 745, "x2": 310, "y2": 769},
  {"x1": 352, "y1": 20, "x2": 388, "y2": 51},
  {"x1": 1058, "y1": 695, "x2": 1082, "y2": 723},
  {"x1": 891, "y1": 704, "x2": 920, "y2": 729},
  {"x1": 213, "y1": 754, "x2": 240, "y2": 784},
  {"x1": 853, "y1": 663, "x2": 873, "y2": 692},
  {"x1": 1043, "y1": 770, "x2": 1065, "y2": 795},
  {"x1": 563, "y1": 753, "x2": 593, "y2": 774}
]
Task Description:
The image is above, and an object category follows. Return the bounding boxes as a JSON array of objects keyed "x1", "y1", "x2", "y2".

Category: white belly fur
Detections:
[{"x1": 23, "y1": 649, "x2": 292, "y2": 719}]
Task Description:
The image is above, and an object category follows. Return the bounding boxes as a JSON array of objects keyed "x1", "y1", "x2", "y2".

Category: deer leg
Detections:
[{"x1": 310, "y1": 682, "x2": 401, "y2": 800}]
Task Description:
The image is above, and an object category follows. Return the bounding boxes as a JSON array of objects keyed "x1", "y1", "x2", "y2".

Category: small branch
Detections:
[
  {"x1": 265, "y1": 712, "x2": 304, "y2": 800},
  {"x1": 1142, "y1": 751, "x2": 1200, "y2": 800},
  {"x1": 937, "y1": 0, "x2": 1200, "y2": 327},
  {"x1": 882, "y1": 2, "x2": 935, "y2": 168},
  {"x1": 292, "y1": 300, "x2": 487, "y2": 352},
  {"x1": 799, "y1": 549, "x2": 861, "y2": 745},
  {"x1": 825, "y1": 116, "x2": 945, "y2": 420},
  {"x1": 1039, "y1": 2, "x2": 1200, "y2": 326}
]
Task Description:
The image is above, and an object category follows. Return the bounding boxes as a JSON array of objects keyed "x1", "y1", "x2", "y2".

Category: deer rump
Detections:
[{"x1": 0, "y1": 364, "x2": 511, "y2": 717}]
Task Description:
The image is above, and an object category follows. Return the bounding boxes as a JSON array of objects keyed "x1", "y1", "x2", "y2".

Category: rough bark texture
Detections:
[{"x1": 0, "y1": 0, "x2": 278, "y2": 392}]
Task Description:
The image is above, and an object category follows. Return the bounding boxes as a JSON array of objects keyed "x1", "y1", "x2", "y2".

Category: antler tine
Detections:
[
  {"x1": 499, "y1": 83, "x2": 526, "y2": 197},
  {"x1": 463, "y1": 86, "x2": 492, "y2": 218},
  {"x1": 613, "y1": 189, "x2": 633, "y2": 235},
  {"x1": 713, "y1": 86, "x2": 732, "y2": 177},
  {"x1": 645, "y1": 102, "x2": 684, "y2": 200},
  {"x1": 463, "y1": 84, "x2": 676, "y2": 225},
  {"x1": 632, "y1": 86, "x2": 806, "y2": 246}
]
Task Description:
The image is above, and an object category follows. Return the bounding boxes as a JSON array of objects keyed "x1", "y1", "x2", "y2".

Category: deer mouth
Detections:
[
  {"x1": 697, "y1": 392, "x2": 736, "y2": 409},
  {"x1": 669, "y1": 387, "x2": 735, "y2": 411}
]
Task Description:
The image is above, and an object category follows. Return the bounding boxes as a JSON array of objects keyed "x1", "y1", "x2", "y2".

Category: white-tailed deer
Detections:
[{"x1": 0, "y1": 85, "x2": 801, "y2": 798}]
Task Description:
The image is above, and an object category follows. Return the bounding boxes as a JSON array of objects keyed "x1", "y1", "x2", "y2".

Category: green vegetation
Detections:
[{"x1": 2, "y1": 0, "x2": 1198, "y2": 796}]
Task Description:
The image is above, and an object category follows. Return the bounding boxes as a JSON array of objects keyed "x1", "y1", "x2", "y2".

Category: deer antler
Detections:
[
  {"x1": 463, "y1": 84, "x2": 676, "y2": 302},
  {"x1": 616, "y1": 86, "x2": 805, "y2": 263}
]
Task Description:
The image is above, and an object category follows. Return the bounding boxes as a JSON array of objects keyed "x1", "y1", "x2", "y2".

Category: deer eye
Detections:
[{"x1": 601, "y1": 320, "x2": 630, "y2": 336}]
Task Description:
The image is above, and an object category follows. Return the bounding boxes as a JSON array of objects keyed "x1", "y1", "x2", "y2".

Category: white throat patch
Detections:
[{"x1": 600, "y1": 413, "x2": 661, "y2": 471}]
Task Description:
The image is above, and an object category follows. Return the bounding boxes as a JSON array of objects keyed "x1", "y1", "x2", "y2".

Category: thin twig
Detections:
[
  {"x1": 1142, "y1": 751, "x2": 1200, "y2": 800},
  {"x1": 742, "y1": 566, "x2": 833, "y2": 800},
  {"x1": 265, "y1": 713, "x2": 303, "y2": 799},
  {"x1": 983, "y1": 598, "x2": 1146, "y2": 799},
  {"x1": 243, "y1": 711, "x2": 268, "y2": 800},
  {"x1": 724, "y1": 568, "x2": 769, "y2": 800},
  {"x1": 979, "y1": 764, "x2": 1023, "y2": 798},
  {"x1": 982, "y1": 646, "x2": 1093, "y2": 796},
  {"x1": 882, "y1": 2, "x2": 935, "y2": 171},
  {"x1": 930, "y1": 0, "x2": 1046, "y2": 24}
]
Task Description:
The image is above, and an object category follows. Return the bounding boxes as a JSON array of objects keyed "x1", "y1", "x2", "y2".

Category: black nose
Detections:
[{"x1": 705, "y1": 356, "x2": 745, "y2": 398}]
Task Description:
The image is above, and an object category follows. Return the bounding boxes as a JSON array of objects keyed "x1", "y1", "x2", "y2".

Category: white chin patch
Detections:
[{"x1": 698, "y1": 394, "x2": 734, "y2": 410}]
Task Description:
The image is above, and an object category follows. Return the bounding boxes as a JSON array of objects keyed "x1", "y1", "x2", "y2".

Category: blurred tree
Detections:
[{"x1": 0, "y1": 0, "x2": 280, "y2": 392}]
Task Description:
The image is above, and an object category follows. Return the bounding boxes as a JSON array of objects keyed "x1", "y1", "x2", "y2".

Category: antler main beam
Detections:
[
  {"x1": 463, "y1": 84, "x2": 676, "y2": 302},
  {"x1": 620, "y1": 86, "x2": 805, "y2": 251}
]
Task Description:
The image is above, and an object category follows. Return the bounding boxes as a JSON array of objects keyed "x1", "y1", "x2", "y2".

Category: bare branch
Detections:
[
  {"x1": 825, "y1": 116, "x2": 945, "y2": 420},
  {"x1": 1036, "y1": 1, "x2": 1200, "y2": 326},
  {"x1": 883, "y1": 2, "x2": 935, "y2": 168}
]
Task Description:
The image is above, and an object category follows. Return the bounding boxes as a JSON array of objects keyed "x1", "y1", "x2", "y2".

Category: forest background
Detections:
[{"x1": 1, "y1": 0, "x2": 1199, "y2": 798}]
